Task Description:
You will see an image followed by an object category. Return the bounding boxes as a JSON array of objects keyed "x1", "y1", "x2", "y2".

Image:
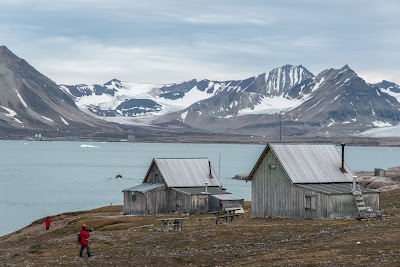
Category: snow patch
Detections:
[
  {"x1": 372, "y1": 121, "x2": 393, "y2": 127},
  {"x1": 312, "y1": 77, "x2": 325, "y2": 92},
  {"x1": 327, "y1": 120, "x2": 336, "y2": 127},
  {"x1": 80, "y1": 144, "x2": 100, "y2": 148},
  {"x1": 380, "y1": 87, "x2": 400, "y2": 102},
  {"x1": 358, "y1": 124, "x2": 400, "y2": 137},
  {"x1": 237, "y1": 95, "x2": 304, "y2": 116},
  {"x1": 14, "y1": 89, "x2": 28, "y2": 108},
  {"x1": 60, "y1": 116, "x2": 69, "y2": 125},
  {"x1": 41, "y1": 116, "x2": 54, "y2": 122},
  {"x1": 0, "y1": 105, "x2": 23, "y2": 124},
  {"x1": 305, "y1": 98, "x2": 323, "y2": 112},
  {"x1": 180, "y1": 110, "x2": 188, "y2": 121}
]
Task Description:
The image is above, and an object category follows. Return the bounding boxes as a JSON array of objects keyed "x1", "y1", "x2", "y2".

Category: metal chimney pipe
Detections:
[
  {"x1": 341, "y1": 143, "x2": 346, "y2": 173},
  {"x1": 205, "y1": 182, "x2": 208, "y2": 194}
]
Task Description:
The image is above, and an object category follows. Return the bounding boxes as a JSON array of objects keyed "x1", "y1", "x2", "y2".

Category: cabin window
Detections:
[
  {"x1": 131, "y1": 194, "x2": 136, "y2": 202},
  {"x1": 269, "y1": 164, "x2": 276, "y2": 169},
  {"x1": 305, "y1": 195, "x2": 316, "y2": 210}
]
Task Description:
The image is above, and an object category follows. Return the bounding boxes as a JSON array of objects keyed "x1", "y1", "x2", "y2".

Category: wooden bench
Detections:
[
  {"x1": 158, "y1": 218, "x2": 188, "y2": 232},
  {"x1": 209, "y1": 210, "x2": 241, "y2": 224}
]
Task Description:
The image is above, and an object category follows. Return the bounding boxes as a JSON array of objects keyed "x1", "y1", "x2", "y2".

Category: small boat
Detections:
[{"x1": 115, "y1": 173, "x2": 123, "y2": 179}]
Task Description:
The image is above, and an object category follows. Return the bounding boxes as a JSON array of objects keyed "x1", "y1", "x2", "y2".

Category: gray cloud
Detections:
[{"x1": 1, "y1": 0, "x2": 399, "y2": 85}]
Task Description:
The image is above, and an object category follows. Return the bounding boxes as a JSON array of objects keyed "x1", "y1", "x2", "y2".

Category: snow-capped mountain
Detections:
[
  {"x1": 284, "y1": 65, "x2": 400, "y2": 135},
  {"x1": 61, "y1": 65, "x2": 314, "y2": 119},
  {"x1": 0, "y1": 46, "x2": 122, "y2": 136},
  {"x1": 60, "y1": 64, "x2": 400, "y2": 136}
]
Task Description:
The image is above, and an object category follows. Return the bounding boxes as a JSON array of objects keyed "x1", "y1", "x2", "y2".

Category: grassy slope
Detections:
[{"x1": 1, "y1": 191, "x2": 400, "y2": 266}]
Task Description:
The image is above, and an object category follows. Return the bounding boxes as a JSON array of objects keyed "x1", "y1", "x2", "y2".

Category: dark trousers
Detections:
[{"x1": 79, "y1": 244, "x2": 91, "y2": 257}]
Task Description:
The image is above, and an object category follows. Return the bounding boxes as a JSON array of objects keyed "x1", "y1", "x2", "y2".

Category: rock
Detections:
[
  {"x1": 387, "y1": 166, "x2": 400, "y2": 172},
  {"x1": 231, "y1": 173, "x2": 249, "y2": 180}
]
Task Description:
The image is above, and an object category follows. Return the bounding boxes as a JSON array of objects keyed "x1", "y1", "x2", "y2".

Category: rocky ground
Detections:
[
  {"x1": 356, "y1": 166, "x2": 400, "y2": 191},
  {"x1": 2, "y1": 190, "x2": 400, "y2": 267}
]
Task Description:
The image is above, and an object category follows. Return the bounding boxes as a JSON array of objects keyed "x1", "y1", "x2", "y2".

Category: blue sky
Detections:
[{"x1": 1, "y1": 0, "x2": 399, "y2": 85}]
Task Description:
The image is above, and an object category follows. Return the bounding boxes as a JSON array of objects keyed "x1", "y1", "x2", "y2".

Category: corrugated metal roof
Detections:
[
  {"x1": 269, "y1": 144, "x2": 354, "y2": 183},
  {"x1": 297, "y1": 183, "x2": 379, "y2": 195},
  {"x1": 211, "y1": 194, "x2": 244, "y2": 200},
  {"x1": 123, "y1": 183, "x2": 165, "y2": 193},
  {"x1": 172, "y1": 187, "x2": 230, "y2": 195},
  {"x1": 148, "y1": 158, "x2": 221, "y2": 187}
]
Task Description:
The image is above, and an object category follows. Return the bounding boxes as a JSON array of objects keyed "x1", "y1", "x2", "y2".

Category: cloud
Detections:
[
  {"x1": 182, "y1": 14, "x2": 273, "y2": 26},
  {"x1": 1, "y1": 0, "x2": 400, "y2": 85}
]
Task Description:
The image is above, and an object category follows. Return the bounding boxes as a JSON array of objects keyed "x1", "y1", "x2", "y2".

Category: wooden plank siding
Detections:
[
  {"x1": 144, "y1": 165, "x2": 163, "y2": 183},
  {"x1": 123, "y1": 188, "x2": 167, "y2": 215},
  {"x1": 252, "y1": 149, "x2": 293, "y2": 217}
]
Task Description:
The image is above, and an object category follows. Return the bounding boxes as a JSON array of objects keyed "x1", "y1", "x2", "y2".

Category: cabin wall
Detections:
[
  {"x1": 123, "y1": 188, "x2": 167, "y2": 215},
  {"x1": 145, "y1": 165, "x2": 164, "y2": 183},
  {"x1": 145, "y1": 189, "x2": 167, "y2": 215},
  {"x1": 167, "y1": 189, "x2": 178, "y2": 212},
  {"x1": 123, "y1": 191, "x2": 146, "y2": 215},
  {"x1": 251, "y1": 151, "x2": 295, "y2": 218},
  {"x1": 168, "y1": 190, "x2": 211, "y2": 214},
  {"x1": 179, "y1": 194, "x2": 208, "y2": 214},
  {"x1": 362, "y1": 192, "x2": 380, "y2": 211},
  {"x1": 190, "y1": 195, "x2": 209, "y2": 214}
]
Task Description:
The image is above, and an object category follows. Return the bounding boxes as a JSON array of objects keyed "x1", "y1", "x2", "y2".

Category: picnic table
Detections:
[
  {"x1": 209, "y1": 207, "x2": 242, "y2": 224},
  {"x1": 158, "y1": 218, "x2": 188, "y2": 232}
]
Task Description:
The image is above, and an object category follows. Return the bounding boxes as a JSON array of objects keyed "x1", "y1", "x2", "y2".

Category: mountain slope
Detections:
[
  {"x1": 0, "y1": 46, "x2": 122, "y2": 136},
  {"x1": 286, "y1": 65, "x2": 400, "y2": 134},
  {"x1": 60, "y1": 63, "x2": 400, "y2": 136}
]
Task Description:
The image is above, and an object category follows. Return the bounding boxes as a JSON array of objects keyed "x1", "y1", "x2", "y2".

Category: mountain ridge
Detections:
[
  {"x1": 1, "y1": 45, "x2": 399, "y2": 138},
  {"x1": 60, "y1": 63, "x2": 400, "y2": 137}
]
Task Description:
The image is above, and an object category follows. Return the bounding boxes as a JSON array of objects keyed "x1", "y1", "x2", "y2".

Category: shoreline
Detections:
[{"x1": 1, "y1": 136, "x2": 400, "y2": 147}]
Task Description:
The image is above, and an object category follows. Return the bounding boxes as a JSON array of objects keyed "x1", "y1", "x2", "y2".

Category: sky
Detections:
[{"x1": 1, "y1": 0, "x2": 399, "y2": 85}]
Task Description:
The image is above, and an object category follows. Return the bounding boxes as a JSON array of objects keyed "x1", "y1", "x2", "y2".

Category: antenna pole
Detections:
[
  {"x1": 218, "y1": 153, "x2": 221, "y2": 179},
  {"x1": 279, "y1": 112, "x2": 282, "y2": 142}
]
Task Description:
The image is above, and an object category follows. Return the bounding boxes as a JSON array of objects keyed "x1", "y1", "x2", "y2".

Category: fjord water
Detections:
[{"x1": 0, "y1": 141, "x2": 399, "y2": 237}]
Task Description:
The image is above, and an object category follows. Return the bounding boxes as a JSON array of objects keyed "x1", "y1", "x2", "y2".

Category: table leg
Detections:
[{"x1": 163, "y1": 221, "x2": 169, "y2": 232}]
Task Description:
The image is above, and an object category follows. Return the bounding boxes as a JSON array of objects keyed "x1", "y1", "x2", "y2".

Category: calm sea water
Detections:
[{"x1": 0, "y1": 140, "x2": 399, "y2": 237}]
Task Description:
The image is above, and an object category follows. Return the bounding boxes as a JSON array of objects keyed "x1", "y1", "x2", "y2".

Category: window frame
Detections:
[{"x1": 305, "y1": 195, "x2": 316, "y2": 210}]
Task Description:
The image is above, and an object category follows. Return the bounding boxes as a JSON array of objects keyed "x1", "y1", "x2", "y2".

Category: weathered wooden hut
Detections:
[
  {"x1": 123, "y1": 158, "x2": 243, "y2": 215},
  {"x1": 209, "y1": 194, "x2": 245, "y2": 212},
  {"x1": 248, "y1": 143, "x2": 379, "y2": 219}
]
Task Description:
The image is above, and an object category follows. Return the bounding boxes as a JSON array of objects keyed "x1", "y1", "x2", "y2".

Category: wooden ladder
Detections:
[{"x1": 352, "y1": 177, "x2": 367, "y2": 218}]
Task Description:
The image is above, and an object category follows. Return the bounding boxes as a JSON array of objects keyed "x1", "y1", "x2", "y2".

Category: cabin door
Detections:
[{"x1": 175, "y1": 193, "x2": 183, "y2": 213}]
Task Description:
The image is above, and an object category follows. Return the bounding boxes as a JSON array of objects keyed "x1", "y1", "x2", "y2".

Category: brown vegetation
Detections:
[{"x1": 2, "y1": 191, "x2": 400, "y2": 266}]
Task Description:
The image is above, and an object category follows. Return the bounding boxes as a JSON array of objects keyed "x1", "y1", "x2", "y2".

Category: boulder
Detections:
[{"x1": 231, "y1": 173, "x2": 249, "y2": 180}]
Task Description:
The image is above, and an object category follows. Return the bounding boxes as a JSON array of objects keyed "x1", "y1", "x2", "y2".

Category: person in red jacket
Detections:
[
  {"x1": 79, "y1": 224, "x2": 91, "y2": 258},
  {"x1": 45, "y1": 217, "x2": 53, "y2": 230}
]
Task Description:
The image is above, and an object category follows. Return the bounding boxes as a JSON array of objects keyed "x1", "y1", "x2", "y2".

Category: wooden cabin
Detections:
[
  {"x1": 123, "y1": 158, "x2": 243, "y2": 215},
  {"x1": 248, "y1": 143, "x2": 379, "y2": 219}
]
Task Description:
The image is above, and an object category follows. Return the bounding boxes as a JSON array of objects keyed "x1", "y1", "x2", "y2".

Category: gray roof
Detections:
[
  {"x1": 249, "y1": 143, "x2": 354, "y2": 184},
  {"x1": 172, "y1": 187, "x2": 230, "y2": 195},
  {"x1": 210, "y1": 194, "x2": 244, "y2": 200},
  {"x1": 297, "y1": 183, "x2": 379, "y2": 195},
  {"x1": 144, "y1": 158, "x2": 221, "y2": 187},
  {"x1": 123, "y1": 183, "x2": 165, "y2": 193}
]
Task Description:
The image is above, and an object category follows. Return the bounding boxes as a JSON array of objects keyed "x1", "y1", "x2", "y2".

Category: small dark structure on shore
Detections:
[
  {"x1": 123, "y1": 158, "x2": 243, "y2": 215},
  {"x1": 248, "y1": 143, "x2": 379, "y2": 219}
]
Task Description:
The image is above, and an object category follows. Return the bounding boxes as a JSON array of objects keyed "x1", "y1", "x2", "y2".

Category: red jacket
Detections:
[
  {"x1": 80, "y1": 229, "x2": 90, "y2": 246},
  {"x1": 45, "y1": 218, "x2": 53, "y2": 228}
]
